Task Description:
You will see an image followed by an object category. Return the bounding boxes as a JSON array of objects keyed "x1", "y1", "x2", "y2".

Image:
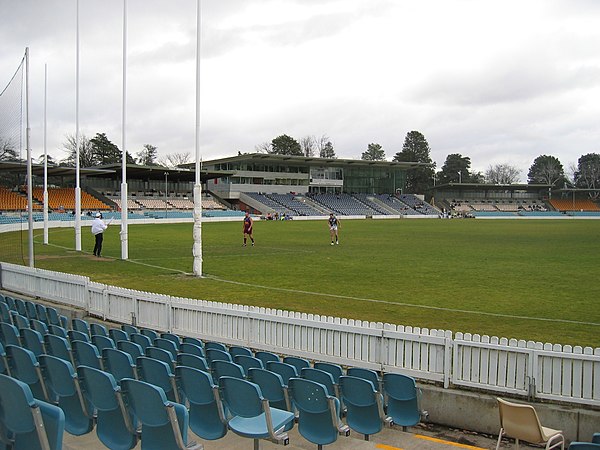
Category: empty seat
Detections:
[
  {"x1": 179, "y1": 342, "x2": 204, "y2": 358},
  {"x1": 6, "y1": 344, "x2": 50, "y2": 402},
  {"x1": 266, "y1": 361, "x2": 298, "y2": 385},
  {"x1": 176, "y1": 353, "x2": 210, "y2": 373},
  {"x1": 235, "y1": 355, "x2": 264, "y2": 375},
  {"x1": 68, "y1": 329, "x2": 90, "y2": 344},
  {"x1": 229, "y1": 345, "x2": 253, "y2": 358},
  {"x1": 72, "y1": 340, "x2": 103, "y2": 370},
  {"x1": 137, "y1": 356, "x2": 180, "y2": 403},
  {"x1": 103, "y1": 348, "x2": 137, "y2": 383},
  {"x1": 283, "y1": 356, "x2": 310, "y2": 373},
  {"x1": 254, "y1": 350, "x2": 280, "y2": 366},
  {"x1": 247, "y1": 367, "x2": 292, "y2": 412},
  {"x1": 20, "y1": 328, "x2": 45, "y2": 357},
  {"x1": 71, "y1": 318, "x2": 90, "y2": 335},
  {"x1": 117, "y1": 340, "x2": 144, "y2": 362},
  {"x1": 382, "y1": 373, "x2": 422, "y2": 430},
  {"x1": 109, "y1": 328, "x2": 129, "y2": 343}
]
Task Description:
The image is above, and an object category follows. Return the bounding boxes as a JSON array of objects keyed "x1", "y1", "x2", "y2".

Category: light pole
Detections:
[{"x1": 164, "y1": 172, "x2": 168, "y2": 219}]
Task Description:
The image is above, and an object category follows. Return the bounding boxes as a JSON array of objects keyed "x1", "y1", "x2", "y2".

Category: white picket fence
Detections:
[{"x1": 1, "y1": 261, "x2": 598, "y2": 407}]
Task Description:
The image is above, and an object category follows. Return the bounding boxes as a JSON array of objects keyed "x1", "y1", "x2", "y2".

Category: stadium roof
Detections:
[
  {"x1": 431, "y1": 182, "x2": 553, "y2": 191},
  {"x1": 182, "y1": 153, "x2": 429, "y2": 169},
  {"x1": 87, "y1": 164, "x2": 229, "y2": 182},
  {"x1": 0, "y1": 161, "x2": 113, "y2": 177}
]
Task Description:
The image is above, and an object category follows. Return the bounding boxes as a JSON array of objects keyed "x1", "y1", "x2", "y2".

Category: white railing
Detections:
[{"x1": 1, "y1": 261, "x2": 598, "y2": 406}]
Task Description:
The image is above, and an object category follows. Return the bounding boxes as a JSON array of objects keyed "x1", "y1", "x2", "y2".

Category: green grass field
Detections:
[{"x1": 2, "y1": 218, "x2": 599, "y2": 347}]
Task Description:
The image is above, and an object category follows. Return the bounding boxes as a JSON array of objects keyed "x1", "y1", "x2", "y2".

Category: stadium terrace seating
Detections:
[
  {"x1": 266, "y1": 193, "x2": 324, "y2": 216},
  {"x1": 307, "y1": 193, "x2": 381, "y2": 215},
  {"x1": 0, "y1": 187, "x2": 35, "y2": 211},
  {"x1": 111, "y1": 197, "x2": 142, "y2": 210},
  {"x1": 549, "y1": 198, "x2": 600, "y2": 212},
  {"x1": 30, "y1": 187, "x2": 110, "y2": 211},
  {"x1": 136, "y1": 198, "x2": 173, "y2": 209},
  {"x1": 398, "y1": 194, "x2": 439, "y2": 215},
  {"x1": 245, "y1": 192, "x2": 295, "y2": 216},
  {"x1": 351, "y1": 194, "x2": 392, "y2": 215}
]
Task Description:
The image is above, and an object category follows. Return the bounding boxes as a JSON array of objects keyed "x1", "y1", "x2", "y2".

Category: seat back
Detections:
[
  {"x1": 146, "y1": 346, "x2": 176, "y2": 371},
  {"x1": 177, "y1": 353, "x2": 210, "y2": 372},
  {"x1": 235, "y1": 355, "x2": 264, "y2": 375},
  {"x1": 254, "y1": 350, "x2": 280, "y2": 366},
  {"x1": 220, "y1": 376, "x2": 263, "y2": 418},
  {"x1": 20, "y1": 327, "x2": 45, "y2": 357},
  {"x1": 117, "y1": 340, "x2": 144, "y2": 361},
  {"x1": 568, "y1": 444, "x2": 600, "y2": 449},
  {"x1": 68, "y1": 329, "x2": 90, "y2": 344},
  {"x1": 137, "y1": 356, "x2": 179, "y2": 403},
  {"x1": 497, "y1": 398, "x2": 545, "y2": 444},
  {"x1": 176, "y1": 366, "x2": 227, "y2": 440},
  {"x1": 205, "y1": 341, "x2": 227, "y2": 352},
  {"x1": 140, "y1": 328, "x2": 159, "y2": 341},
  {"x1": 0, "y1": 321, "x2": 20, "y2": 346},
  {"x1": 314, "y1": 362, "x2": 344, "y2": 383},
  {"x1": 48, "y1": 324, "x2": 68, "y2": 339},
  {"x1": 71, "y1": 318, "x2": 90, "y2": 335},
  {"x1": 248, "y1": 368, "x2": 289, "y2": 411},
  {"x1": 340, "y1": 375, "x2": 388, "y2": 437},
  {"x1": 131, "y1": 333, "x2": 153, "y2": 352},
  {"x1": 347, "y1": 367, "x2": 380, "y2": 390},
  {"x1": 77, "y1": 365, "x2": 138, "y2": 450},
  {"x1": 38, "y1": 354, "x2": 94, "y2": 436},
  {"x1": 91, "y1": 334, "x2": 116, "y2": 352},
  {"x1": 44, "y1": 334, "x2": 74, "y2": 365},
  {"x1": 6, "y1": 344, "x2": 49, "y2": 401},
  {"x1": 25, "y1": 301, "x2": 39, "y2": 320},
  {"x1": 109, "y1": 328, "x2": 129, "y2": 343},
  {"x1": 229, "y1": 345, "x2": 253, "y2": 358},
  {"x1": 120, "y1": 378, "x2": 189, "y2": 450},
  {"x1": 13, "y1": 313, "x2": 30, "y2": 329},
  {"x1": 182, "y1": 336, "x2": 204, "y2": 347},
  {"x1": 30, "y1": 318, "x2": 49, "y2": 335},
  {"x1": 0, "y1": 341, "x2": 8, "y2": 375},
  {"x1": 212, "y1": 360, "x2": 245, "y2": 384},
  {"x1": 267, "y1": 361, "x2": 298, "y2": 385},
  {"x1": 90, "y1": 323, "x2": 108, "y2": 337},
  {"x1": 153, "y1": 338, "x2": 179, "y2": 359},
  {"x1": 206, "y1": 348, "x2": 232, "y2": 364},
  {"x1": 160, "y1": 332, "x2": 181, "y2": 350},
  {"x1": 283, "y1": 356, "x2": 310, "y2": 373},
  {"x1": 382, "y1": 373, "x2": 421, "y2": 427},
  {"x1": 0, "y1": 373, "x2": 65, "y2": 450},
  {"x1": 102, "y1": 348, "x2": 136, "y2": 382},
  {"x1": 289, "y1": 377, "x2": 346, "y2": 446},
  {"x1": 72, "y1": 340, "x2": 102, "y2": 370},
  {"x1": 121, "y1": 324, "x2": 139, "y2": 337},
  {"x1": 302, "y1": 367, "x2": 336, "y2": 396},
  {"x1": 180, "y1": 342, "x2": 204, "y2": 357}
]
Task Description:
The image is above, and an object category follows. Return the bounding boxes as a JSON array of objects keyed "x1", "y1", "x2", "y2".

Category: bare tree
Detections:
[
  {"x1": 60, "y1": 134, "x2": 95, "y2": 167},
  {"x1": 316, "y1": 134, "x2": 336, "y2": 158},
  {"x1": 0, "y1": 138, "x2": 19, "y2": 161},
  {"x1": 485, "y1": 164, "x2": 522, "y2": 184},
  {"x1": 158, "y1": 152, "x2": 192, "y2": 168},
  {"x1": 255, "y1": 142, "x2": 272, "y2": 153},
  {"x1": 299, "y1": 135, "x2": 316, "y2": 157}
]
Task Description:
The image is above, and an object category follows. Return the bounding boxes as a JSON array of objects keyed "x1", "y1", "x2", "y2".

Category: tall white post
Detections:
[
  {"x1": 120, "y1": 0, "x2": 129, "y2": 260},
  {"x1": 192, "y1": 0, "x2": 203, "y2": 277},
  {"x1": 43, "y1": 63, "x2": 49, "y2": 245},
  {"x1": 74, "y1": 0, "x2": 82, "y2": 252},
  {"x1": 25, "y1": 48, "x2": 34, "y2": 267}
]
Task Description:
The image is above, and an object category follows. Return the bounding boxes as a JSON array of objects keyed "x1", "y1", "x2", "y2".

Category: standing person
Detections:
[
  {"x1": 91, "y1": 212, "x2": 108, "y2": 257},
  {"x1": 328, "y1": 212, "x2": 340, "y2": 245},
  {"x1": 242, "y1": 211, "x2": 255, "y2": 247}
]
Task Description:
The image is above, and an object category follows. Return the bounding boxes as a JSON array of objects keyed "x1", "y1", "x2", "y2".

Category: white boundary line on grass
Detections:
[{"x1": 35, "y1": 235, "x2": 600, "y2": 327}]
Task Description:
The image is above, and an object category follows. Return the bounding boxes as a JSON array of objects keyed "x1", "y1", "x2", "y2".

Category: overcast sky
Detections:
[{"x1": 1, "y1": 0, "x2": 599, "y2": 180}]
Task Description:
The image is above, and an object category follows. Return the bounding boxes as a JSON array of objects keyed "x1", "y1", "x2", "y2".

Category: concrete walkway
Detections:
[{"x1": 63, "y1": 423, "x2": 542, "y2": 450}]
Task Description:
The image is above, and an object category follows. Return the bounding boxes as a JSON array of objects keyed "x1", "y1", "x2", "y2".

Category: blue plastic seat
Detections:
[
  {"x1": 137, "y1": 356, "x2": 180, "y2": 403},
  {"x1": 568, "y1": 444, "x2": 600, "y2": 449},
  {"x1": 90, "y1": 323, "x2": 109, "y2": 337},
  {"x1": 71, "y1": 318, "x2": 90, "y2": 335},
  {"x1": 140, "y1": 328, "x2": 159, "y2": 341},
  {"x1": 176, "y1": 353, "x2": 210, "y2": 372},
  {"x1": 30, "y1": 319, "x2": 49, "y2": 335},
  {"x1": 347, "y1": 367, "x2": 381, "y2": 391},
  {"x1": 266, "y1": 361, "x2": 298, "y2": 385},
  {"x1": 254, "y1": 350, "x2": 280, "y2": 366},
  {"x1": 14, "y1": 298, "x2": 27, "y2": 316},
  {"x1": 229, "y1": 345, "x2": 253, "y2": 358},
  {"x1": 121, "y1": 324, "x2": 139, "y2": 337},
  {"x1": 153, "y1": 338, "x2": 179, "y2": 360},
  {"x1": 92, "y1": 334, "x2": 116, "y2": 352},
  {"x1": 6, "y1": 344, "x2": 50, "y2": 401},
  {"x1": 68, "y1": 329, "x2": 90, "y2": 343},
  {"x1": 0, "y1": 342, "x2": 9, "y2": 376},
  {"x1": 43, "y1": 334, "x2": 75, "y2": 366},
  {"x1": 235, "y1": 355, "x2": 264, "y2": 376},
  {"x1": 12, "y1": 313, "x2": 30, "y2": 330},
  {"x1": 179, "y1": 342, "x2": 204, "y2": 358},
  {"x1": 289, "y1": 377, "x2": 349, "y2": 449},
  {"x1": 211, "y1": 360, "x2": 245, "y2": 384},
  {"x1": 38, "y1": 354, "x2": 94, "y2": 436},
  {"x1": 35, "y1": 303, "x2": 49, "y2": 324},
  {"x1": 72, "y1": 340, "x2": 103, "y2": 370},
  {"x1": 160, "y1": 332, "x2": 181, "y2": 350},
  {"x1": 284, "y1": 356, "x2": 311, "y2": 373},
  {"x1": 0, "y1": 322, "x2": 20, "y2": 346},
  {"x1": 339, "y1": 375, "x2": 391, "y2": 440},
  {"x1": 3, "y1": 295, "x2": 16, "y2": 310},
  {"x1": 131, "y1": 333, "x2": 153, "y2": 353},
  {"x1": 117, "y1": 340, "x2": 144, "y2": 362},
  {"x1": 314, "y1": 362, "x2": 344, "y2": 384},
  {"x1": 0, "y1": 301, "x2": 11, "y2": 322},
  {"x1": 302, "y1": 367, "x2": 337, "y2": 397},
  {"x1": 24, "y1": 301, "x2": 39, "y2": 320},
  {"x1": 146, "y1": 346, "x2": 176, "y2": 372},
  {"x1": 206, "y1": 348, "x2": 232, "y2": 364},
  {"x1": 103, "y1": 348, "x2": 137, "y2": 382},
  {"x1": 20, "y1": 328, "x2": 45, "y2": 357},
  {"x1": 45, "y1": 306, "x2": 63, "y2": 327},
  {"x1": 120, "y1": 378, "x2": 199, "y2": 450},
  {"x1": 182, "y1": 336, "x2": 204, "y2": 348},
  {"x1": 594, "y1": 434, "x2": 600, "y2": 444},
  {"x1": 0, "y1": 373, "x2": 65, "y2": 450},
  {"x1": 77, "y1": 365, "x2": 138, "y2": 450},
  {"x1": 109, "y1": 328, "x2": 129, "y2": 343},
  {"x1": 176, "y1": 366, "x2": 227, "y2": 441},
  {"x1": 382, "y1": 373, "x2": 422, "y2": 430},
  {"x1": 220, "y1": 376, "x2": 294, "y2": 448},
  {"x1": 205, "y1": 341, "x2": 227, "y2": 352},
  {"x1": 48, "y1": 324, "x2": 68, "y2": 339},
  {"x1": 247, "y1": 368, "x2": 292, "y2": 412}
]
